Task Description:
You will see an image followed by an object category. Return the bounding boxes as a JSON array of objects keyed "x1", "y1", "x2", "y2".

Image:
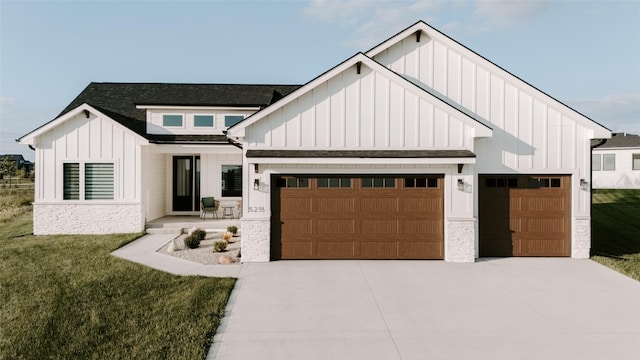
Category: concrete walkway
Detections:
[
  {"x1": 112, "y1": 236, "x2": 640, "y2": 360},
  {"x1": 111, "y1": 233, "x2": 241, "y2": 278}
]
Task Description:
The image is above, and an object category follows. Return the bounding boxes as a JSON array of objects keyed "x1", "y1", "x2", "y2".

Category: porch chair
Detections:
[{"x1": 200, "y1": 197, "x2": 220, "y2": 219}]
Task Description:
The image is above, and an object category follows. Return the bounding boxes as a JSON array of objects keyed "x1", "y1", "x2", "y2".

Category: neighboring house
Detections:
[
  {"x1": 0, "y1": 154, "x2": 34, "y2": 174},
  {"x1": 18, "y1": 83, "x2": 300, "y2": 234},
  {"x1": 592, "y1": 132, "x2": 640, "y2": 189},
  {"x1": 21, "y1": 21, "x2": 610, "y2": 262}
]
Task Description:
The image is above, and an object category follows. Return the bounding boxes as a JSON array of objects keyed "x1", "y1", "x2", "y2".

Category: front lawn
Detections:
[
  {"x1": 591, "y1": 189, "x2": 640, "y2": 281},
  {"x1": 0, "y1": 210, "x2": 236, "y2": 359}
]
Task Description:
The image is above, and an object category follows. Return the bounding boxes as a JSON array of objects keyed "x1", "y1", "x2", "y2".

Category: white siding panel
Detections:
[
  {"x1": 403, "y1": 38, "x2": 420, "y2": 83},
  {"x1": 345, "y1": 69, "x2": 360, "y2": 147},
  {"x1": 388, "y1": 39, "x2": 405, "y2": 74},
  {"x1": 518, "y1": 92, "x2": 533, "y2": 169},
  {"x1": 284, "y1": 100, "x2": 301, "y2": 147},
  {"x1": 419, "y1": 99, "x2": 434, "y2": 147},
  {"x1": 449, "y1": 115, "x2": 463, "y2": 147},
  {"x1": 360, "y1": 68, "x2": 375, "y2": 147},
  {"x1": 270, "y1": 108, "x2": 287, "y2": 148},
  {"x1": 561, "y1": 115, "x2": 576, "y2": 169},
  {"x1": 101, "y1": 120, "x2": 113, "y2": 158},
  {"x1": 389, "y1": 82, "x2": 404, "y2": 147},
  {"x1": 300, "y1": 92, "x2": 315, "y2": 147},
  {"x1": 503, "y1": 83, "x2": 518, "y2": 169},
  {"x1": 89, "y1": 116, "x2": 101, "y2": 159},
  {"x1": 419, "y1": 38, "x2": 434, "y2": 88},
  {"x1": 65, "y1": 118, "x2": 78, "y2": 159},
  {"x1": 461, "y1": 58, "x2": 475, "y2": 112},
  {"x1": 547, "y1": 109, "x2": 562, "y2": 169},
  {"x1": 314, "y1": 82, "x2": 330, "y2": 147},
  {"x1": 476, "y1": 66, "x2": 490, "y2": 121},
  {"x1": 447, "y1": 50, "x2": 461, "y2": 103},
  {"x1": 123, "y1": 132, "x2": 137, "y2": 200},
  {"x1": 404, "y1": 91, "x2": 419, "y2": 147},
  {"x1": 433, "y1": 41, "x2": 447, "y2": 95},
  {"x1": 374, "y1": 73, "x2": 389, "y2": 147},
  {"x1": 329, "y1": 75, "x2": 345, "y2": 147},
  {"x1": 532, "y1": 99, "x2": 547, "y2": 169},
  {"x1": 434, "y1": 108, "x2": 448, "y2": 147}
]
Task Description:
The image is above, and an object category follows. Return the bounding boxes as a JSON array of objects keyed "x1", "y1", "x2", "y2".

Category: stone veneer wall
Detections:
[
  {"x1": 445, "y1": 219, "x2": 476, "y2": 262},
  {"x1": 572, "y1": 218, "x2": 591, "y2": 259},
  {"x1": 240, "y1": 218, "x2": 270, "y2": 262},
  {"x1": 33, "y1": 203, "x2": 144, "y2": 235}
]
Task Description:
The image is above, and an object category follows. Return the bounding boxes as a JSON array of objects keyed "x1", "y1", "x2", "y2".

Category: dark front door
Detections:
[{"x1": 173, "y1": 156, "x2": 200, "y2": 212}]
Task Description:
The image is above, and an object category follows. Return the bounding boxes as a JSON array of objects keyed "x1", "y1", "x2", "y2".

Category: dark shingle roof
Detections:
[
  {"x1": 58, "y1": 82, "x2": 301, "y2": 141},
  {"x1": 592, "y1": 132, "x2": 640, "y2": 149}
]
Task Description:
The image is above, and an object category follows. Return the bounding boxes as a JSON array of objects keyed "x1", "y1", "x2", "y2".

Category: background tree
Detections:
[{"x1": 0, "y1": 156, "x2": 17, "y2": 188}]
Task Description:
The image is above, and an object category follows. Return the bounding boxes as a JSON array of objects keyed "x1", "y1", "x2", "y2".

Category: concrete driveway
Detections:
[{"x1": 208, "y1": 259, "x2": 640, "y2": 360}]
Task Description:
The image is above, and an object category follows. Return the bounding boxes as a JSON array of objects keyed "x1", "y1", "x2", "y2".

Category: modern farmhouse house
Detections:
[{"x1": 21, "y1": 21, "x2": 610, "y2": 262}]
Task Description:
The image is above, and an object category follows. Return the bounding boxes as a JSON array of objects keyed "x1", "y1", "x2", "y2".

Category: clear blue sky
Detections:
[{"x1": 2, "y1": 0, "x2": 639, "y2": 162}]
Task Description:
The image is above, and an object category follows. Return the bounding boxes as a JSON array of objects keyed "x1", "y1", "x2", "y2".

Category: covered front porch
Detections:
[{"x1": 146, "y1": 215, "x2": 241, "y2": 233}]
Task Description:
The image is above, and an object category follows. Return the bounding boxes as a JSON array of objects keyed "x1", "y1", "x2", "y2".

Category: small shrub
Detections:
[
  {"x1": 183, "y1": 234, "x2": 201, "y2": 249},
  {"x1": 223, "y1": 232, "x2": 233, "y2": 242},
  {"x1": 213, "y1": 241, "x2": 228, "y2": 252},
  {"x1": 191, "y1": 228, "x2": 206, "y2": 240},
  {"x1": 227, "y1": 226, "x2": 238, "y2": 235}
]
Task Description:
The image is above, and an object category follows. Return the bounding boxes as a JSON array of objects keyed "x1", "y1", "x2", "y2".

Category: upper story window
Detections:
[
  {"x1": 194, "y1": 115, "x2": 214, "y2": 127},
  {"x1": 163, "y1": 114, "x2": 183, "y2": 127},
  {"x1": 225, "y1": 115, "x2": 244, "y2": 127}
]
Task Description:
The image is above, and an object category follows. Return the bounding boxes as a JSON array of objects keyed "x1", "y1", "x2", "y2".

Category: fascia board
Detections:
[{"x1": 246, "y1": 157, "x2": 476, "y2": 165}]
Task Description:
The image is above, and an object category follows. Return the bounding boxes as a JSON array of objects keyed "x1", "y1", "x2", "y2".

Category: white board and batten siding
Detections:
[
  {"x1": 31, "y1": 110, "x2": 146, "y2": 234},
  {"x1": 245, "y1": 65, "x2": 478, "y2": 151},
  {"x1": 371, "y1": 30, "x2": 608, "y2": 217}
]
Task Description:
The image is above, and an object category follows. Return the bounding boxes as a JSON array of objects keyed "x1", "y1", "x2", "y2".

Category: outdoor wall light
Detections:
[
  {"x1": 457, "y1": 179, "x2": 464, "y2": 191},
  {"x1": 254, "y1": 164, "x2": 259, "y2": 173},
  {"x1": 580, "y1": 179, "x2": 589, "y2": 191},
  {"x1": 253, "y1": 179, "x2": 260, "y2": 190}
]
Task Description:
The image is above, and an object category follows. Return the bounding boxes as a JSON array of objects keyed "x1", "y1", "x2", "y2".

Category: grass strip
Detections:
[{"x1": 0, "y1": 212, "x2": 235, "y2": 359}]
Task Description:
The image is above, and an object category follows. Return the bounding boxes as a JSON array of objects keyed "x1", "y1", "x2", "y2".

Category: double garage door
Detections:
[
  {"x1": 271, "y1": 175, "x2": 444, "y2": 260},
  {"x1": 271, "y1": 174, "x2": 571, "y2": 260}
]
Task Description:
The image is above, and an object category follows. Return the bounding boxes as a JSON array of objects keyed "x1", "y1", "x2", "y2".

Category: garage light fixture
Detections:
[
  {"x1": 580, "y1": 179, "x2": 589, "y2": 191},
  {"x1": 253, "y1": 179, "x2": 260, "y2": 191},
  {"x1": 457, "y1": 179, "x2": 464, "y2": 191}
]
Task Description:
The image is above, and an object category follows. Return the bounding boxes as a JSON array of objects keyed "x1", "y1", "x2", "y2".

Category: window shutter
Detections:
[
  {"x1": 85, "y1": 163, "x2": 114, "y2": 200},
  {"x1": 63, "y1": 163, "x2": 80, "y2": 200}
]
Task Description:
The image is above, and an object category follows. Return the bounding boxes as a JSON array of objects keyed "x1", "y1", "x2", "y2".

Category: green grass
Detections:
[
  {"x1": 0, "y1": 188, "x2": 33, "y2": 223},
  {"x1": 591, "y1": 189, "x2": 640, "y2": 281},
  {"x1": 0, "y1": 198, "x2": 236, "y2": 359}
]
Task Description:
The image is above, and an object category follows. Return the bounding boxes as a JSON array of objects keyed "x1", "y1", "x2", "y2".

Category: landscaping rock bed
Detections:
[{"x1": 157, "y1": 230, "x2": 241, "y2": 265}]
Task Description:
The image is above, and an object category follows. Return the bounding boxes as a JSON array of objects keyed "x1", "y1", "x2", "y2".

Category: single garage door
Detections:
[
  {"x1": 479, "y1": 175, "x2": 571, "y2": 257},
  {"x1": 272, "y1": 175, "x2": 444, "y2": 260}
]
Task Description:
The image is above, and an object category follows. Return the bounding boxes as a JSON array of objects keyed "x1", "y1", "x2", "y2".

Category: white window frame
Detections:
[
  {"x1": 162, "y1": 114, "x2": 185, "y2": 128},
  {"x1": 633, "y1": 153, "x2": 640, "y2": 171},
  {"x1": 193, "y1": 114, "x2": 215, "y2": 128},
  {"x1": 62, "y1": 160, "x2": 117, "y2": 201},
  {"x1": 223, "y1": 114, "x2": 245, "y2": 128}
]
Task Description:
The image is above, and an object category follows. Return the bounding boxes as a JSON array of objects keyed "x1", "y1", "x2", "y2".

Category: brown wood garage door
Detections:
[
  {"x1": 271, "y1": 175, "x2": 444, "y2": 260},
  {"x1": 479, "y1": 175, "x2": 571, "y2": 257}
]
